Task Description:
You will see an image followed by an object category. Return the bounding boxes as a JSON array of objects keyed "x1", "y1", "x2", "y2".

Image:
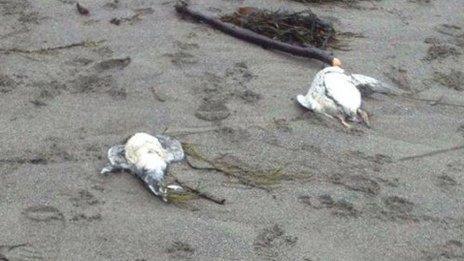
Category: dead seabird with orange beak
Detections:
[
  {"x1": 101, "y1": 132, "x2": 184, "y2": 202},
  {"x1": 296, "y1": 62, "x2": 397, "y2": 128}
]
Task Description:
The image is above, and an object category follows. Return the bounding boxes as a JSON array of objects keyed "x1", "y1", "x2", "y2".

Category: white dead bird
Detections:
[
  {"x1": 296, "y1": 66, "x2": 397, "y2": 128},
  {"x1": 101, "y1": 132, "x2": 185, "y2": 202}
]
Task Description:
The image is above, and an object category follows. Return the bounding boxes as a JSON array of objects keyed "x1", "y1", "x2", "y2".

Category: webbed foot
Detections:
[{"x1": 357, "y1": 109, "x2": 371, "y2": 128}]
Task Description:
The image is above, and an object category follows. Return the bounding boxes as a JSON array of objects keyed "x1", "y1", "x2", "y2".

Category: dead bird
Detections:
[
  {"x1": 297, "y1": 66, "x2": 394, "y2": 128},
  {"x1": 101, "y1": 132, "x2": 184, "y2": 202}
]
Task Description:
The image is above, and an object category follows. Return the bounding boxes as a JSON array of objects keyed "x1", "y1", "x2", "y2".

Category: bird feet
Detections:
[
  {"x1": 357, "y1": 109, "x2": 371, "y2": 128},
  {"x1": 101, "y1": 165, "x2": 116, "y2": 175},
  {"x1": 336, "y1": 115, "x2": 353, "y2": 129}
]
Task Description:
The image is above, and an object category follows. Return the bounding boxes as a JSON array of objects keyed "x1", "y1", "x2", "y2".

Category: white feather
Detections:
[
  {"x1": 124, "y1": 132, "x2": 168, "y2": 171},
  {"x1": 351, "y1": 73, "x2": 405, "y2": 95},
  {"x1": 324, "y1": 70, "x2": 361, "y2": 115}
]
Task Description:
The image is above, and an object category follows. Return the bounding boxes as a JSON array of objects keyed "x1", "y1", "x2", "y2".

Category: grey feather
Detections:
[
  {"x1": 156, "y1": 134, "x2": 185, "y2": 163},
  {"x1": 351, "y1": 74, "x2": 405, "y2": 96}
]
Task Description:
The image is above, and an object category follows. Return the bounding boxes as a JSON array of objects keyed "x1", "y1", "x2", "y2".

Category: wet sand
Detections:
[{"x1": 0, "y1": 0, "x2": 463, "y2": 260}]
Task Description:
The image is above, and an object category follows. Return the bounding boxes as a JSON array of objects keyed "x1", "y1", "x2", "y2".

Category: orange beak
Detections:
[{"x1": 332, "y1": 58, "x2": 342, "y2": 67}]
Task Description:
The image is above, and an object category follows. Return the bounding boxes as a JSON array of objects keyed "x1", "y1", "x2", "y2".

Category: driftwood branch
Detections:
[
  {"x1": 175, "y1": 2, "x2": 338, "y2": 65},
  {"x1": 173, "y1": 178, "x2": 226, "y2": 205}
]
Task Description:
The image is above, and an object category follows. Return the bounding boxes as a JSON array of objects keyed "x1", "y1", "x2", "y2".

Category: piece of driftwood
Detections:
[
  {"x1": 173, "y1": 178, "x2": 226, "y2": 205},
  {"x1": 175, "y1": 2, "x2": 340, "y2": 66}
]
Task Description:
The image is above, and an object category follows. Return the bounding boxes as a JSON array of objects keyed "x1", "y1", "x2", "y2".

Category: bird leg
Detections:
[
  {"x1": 101, "y1": 164, "x2": 120, "y2": 175},
  {"x1": 336, "y1": 114, "x2": 353, "y2": 129},
  {"x1": 357, "y1": 109, "x2": 371, "y2": 128},
  {"x1": 100, "y1": 162, "x2": 133, "y2": 175}
]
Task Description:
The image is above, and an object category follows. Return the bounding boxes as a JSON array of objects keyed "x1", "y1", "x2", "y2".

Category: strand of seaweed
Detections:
[
  {"x1": 181, "y1": 143, "x2": 310, "y2": 192},
  {"x1": 0, "y1": 40, "x2": 105, "y2": 54},
  {"x1": 171, "y1": 177, "x2": 225, "y2": 205}
]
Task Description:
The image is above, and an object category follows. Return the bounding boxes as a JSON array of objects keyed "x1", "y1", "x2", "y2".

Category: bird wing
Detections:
[
  {"x1": 101, "y1": 145, "x2": 133, "y2": 174},
  {"x1": 350, "y1": 73, "x2": 405, "y2": 96},
  {"x1": 297, "y1": 67, "x2": 331, "y2": 110},
  {"x1": 156, "y1": 135, "x2": 185, "y2": 163},
  {"x1": 324, "y1": 72, "x2": 361, "y2": 114},
  {"x1": 107, "y1": 145, "x2": 127, "y2": 166}
]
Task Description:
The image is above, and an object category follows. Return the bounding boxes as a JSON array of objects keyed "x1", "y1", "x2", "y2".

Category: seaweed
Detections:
[
  {"x1": 167, "y1": 191, "x2": 198, "y2": 204},
  {"x1": 220, "y1": 7, "x2": 336, "y2": 49},
  {"x1": 182, "y1": 143, "x2": 310, "y2": 191}
]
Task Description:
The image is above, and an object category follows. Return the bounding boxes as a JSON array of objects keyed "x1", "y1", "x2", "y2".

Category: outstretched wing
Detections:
[
  {"x1": 324, "y1": 72, "x2": 361, "y2": 114},
  {"x1": 155, "y1": 135, "x2": 185, "y2": 163},
  {"x1": 350, "y1": 74, "x2": 405, "y2": 96}
]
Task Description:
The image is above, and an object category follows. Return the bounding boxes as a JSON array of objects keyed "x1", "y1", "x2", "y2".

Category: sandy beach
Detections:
[{"x1": 0, "y1": 0, "x2": 463, "y2": 260}]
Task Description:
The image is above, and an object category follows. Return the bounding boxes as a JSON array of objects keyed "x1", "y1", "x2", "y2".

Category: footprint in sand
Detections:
[
  {"x1": 195, "y1": 99, "x2": 231, "y2": 121},
  {"x1": 0, "y1": 74, "x2": 17, "y2": 94},
  {"x1": 424, "y1": 44, "x2": 461, "y2": 61},
  {"x1": 69, "y1": 74, "x2": 126, "y2": 100},
  {"x1": 383, "y1": 196, "x2": 415, "y2": 213},
  {"x1": 330, "y1": 174, "x2": 381, "y2": 196},
  {"x1": 422, "y1": 239, "x2": 464, "y2": 260},
  {"x1": 433, "y1": 69, "x2": 464, "y2": 91},
  {"x1": 0, "y1": 243, "x2": 43, "y2": 261},
  {"x1": 436, "y1": 175, "x2": 458, "y2": 193},
  {"x1": 93, "y1": 57, "x2": 131, "y2": 72},
  {"x1": 22, "y1": 205, "x2": 64, "y2": 222},
  {"x1": 164, "y1": 51, "x2": 198, "y2": 66},
  {"x1": 165, "y1": 241, "x2": 195, "y2": 259},
  {"x1": 378, "y1": 196, "x2": 418, "y2": 222},
  {"x1": 69, "y1": 189, "x2": 100, "y2": 208},
  {"x1": 298, "y1": 194, "x2": 360, "y2": 218},
  {"x1": 253, "y1": 224, "x2": 298, "y2": 258}
]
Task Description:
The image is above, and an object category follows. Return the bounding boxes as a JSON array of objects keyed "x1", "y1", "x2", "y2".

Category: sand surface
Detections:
[{"x1": 1, "y1": 0, "x2": 463, "y2": 260}]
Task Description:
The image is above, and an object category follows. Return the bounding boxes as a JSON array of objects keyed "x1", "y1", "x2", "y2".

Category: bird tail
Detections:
[{"x1": 351, "y1": 74, "x2": 406, "y2": 96}]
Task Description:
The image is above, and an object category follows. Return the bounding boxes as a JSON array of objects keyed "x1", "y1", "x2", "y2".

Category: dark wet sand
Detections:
[{"x1": 0, "y1": 0, "x2": 463, "y2": 260}]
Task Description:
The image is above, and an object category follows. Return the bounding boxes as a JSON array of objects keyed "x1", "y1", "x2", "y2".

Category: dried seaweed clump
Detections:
[{"x1": 220, "y1": 7, "x2": 336, "y2": 49}]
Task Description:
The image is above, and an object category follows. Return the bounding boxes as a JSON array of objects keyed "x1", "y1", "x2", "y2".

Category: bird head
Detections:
[{"x1": 143, "y1": 169, "x2": 169, "y2": 202}]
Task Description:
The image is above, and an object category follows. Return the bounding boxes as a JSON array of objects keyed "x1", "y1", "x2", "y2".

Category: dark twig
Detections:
[
  {"x1": 173, "y1": 178, "x2": 226, "y2": 205},
  {"x1": 76, "y1": 3, "x2": 90, "y2": 16},
  {"x1": 398, "y1": 144, "x2": 464, "y2": 162},
  {"x1": 175, "y1": 2, "x2": 338, "y2": 65}
]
